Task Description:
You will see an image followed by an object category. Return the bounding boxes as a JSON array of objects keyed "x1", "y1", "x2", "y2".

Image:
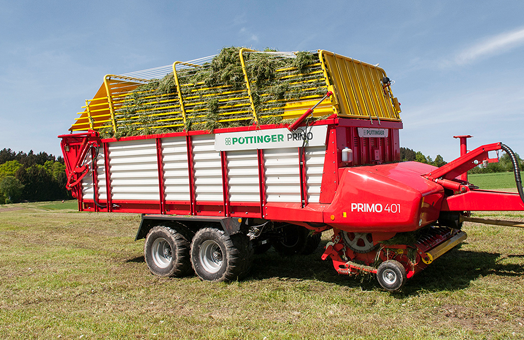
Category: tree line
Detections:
[
  {"x1": 400, "y1": 147, "x2": 447, "y2": 167},
  {"x1": 400, "y1": 147, "x2": 523, "y2": 173},
  {"x1": 0, "y1": 148, "x2": 71, "y2": 203}
]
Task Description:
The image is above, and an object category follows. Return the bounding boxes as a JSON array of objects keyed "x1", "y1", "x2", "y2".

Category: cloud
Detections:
[
  {"x1": 239, "y1": 27, "x2": 259, "y2": 44},
  {"x1": 454, "y1": 27, "x2": 524, "y2": 65},
  {"x1": 232, "y1": 13, "x2": 247, "y2": 26}
]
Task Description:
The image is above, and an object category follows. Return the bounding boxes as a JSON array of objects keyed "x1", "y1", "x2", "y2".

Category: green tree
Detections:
[
  {"x1": 433, "y1": 155, "x2": 446, "y2": 167},
  {"x1": 0, "y1": 176, "x2": 24, "y2": 203},
  {"x1": 16, "y1": 164, "x2": 54, "y2": 201},
  {"x1": 415, "y1": 152, "x2": 428, "y2": 164},
  {"x1": 400, "y1": 147, "x2": 416, "y2": 161},
  {"x1": 0, "y1": 148, "x2": 16, "y2": 164},
  {"x1": 0, "y1": 160, "x2": 23, "y2": 178},
  {"x1": 499, "y1": 152, "x2": 522, "y2": 172}
]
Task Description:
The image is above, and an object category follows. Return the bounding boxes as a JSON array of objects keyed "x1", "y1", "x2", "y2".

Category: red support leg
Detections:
[{"x1": 453, "y1": 135, "x2": 472, "y2": 182}]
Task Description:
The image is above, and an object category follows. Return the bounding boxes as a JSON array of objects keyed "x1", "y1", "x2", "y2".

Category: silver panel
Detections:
[
  {"x1": 192, "y1": 135, "x2": 223, "y2": 202},
  {"x1": 227, "y1": 150, "x2": 260, "y2": 202}
]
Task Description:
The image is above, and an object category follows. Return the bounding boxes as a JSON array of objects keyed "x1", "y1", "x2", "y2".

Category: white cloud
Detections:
[
  {"x1": 239, "y1": 27, "x2": 259, "y2": 44},
  {"x1": 454, "y1": 27, "x2": 524, "y2": 65},
  {"x1": 232, "y1": 13, "x2": 247, "y2": 26}
]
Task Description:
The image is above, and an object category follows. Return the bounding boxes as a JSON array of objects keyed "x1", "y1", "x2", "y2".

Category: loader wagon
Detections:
[{"x1": 60, "y1": 48, "x2": 524, "y2": 291}]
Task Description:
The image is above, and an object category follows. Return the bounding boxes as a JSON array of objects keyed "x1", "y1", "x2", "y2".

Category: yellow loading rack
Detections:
[{"x1": 71, "y1": 49, "x2": 401, "y2": 135}]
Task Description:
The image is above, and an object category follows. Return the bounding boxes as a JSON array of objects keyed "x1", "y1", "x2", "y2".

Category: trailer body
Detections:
[{"x1": 59, "y1": 49, "x2": 524, "y2": 291}]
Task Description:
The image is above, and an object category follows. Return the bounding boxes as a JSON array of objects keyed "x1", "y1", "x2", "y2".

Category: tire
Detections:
[
  {"x1": 271, "y1": 224, "x2": 309, "y2": 256},
  {"x1": 190, "y1": 228, "x2": 253, "y2": 282},
  {"x1": 376, "y1": 260, "x2": 407, "y2": 292},
  {"x1": 144, "y1": 226, "x2": 192, "y2": 277},
  {"x1": 301, "y1": 232, "x2": 322, "y2": 255}
]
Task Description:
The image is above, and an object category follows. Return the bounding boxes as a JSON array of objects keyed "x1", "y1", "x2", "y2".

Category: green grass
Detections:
[
  {"x1": 39, "y1": 200, "x2": 78, "y2": 210},
  {"x1": 468, "y1": 171, "x2": 523, "y2": 189},
  {"x1": 0, "y1": 203, "x2": 523, "y2": 339}
]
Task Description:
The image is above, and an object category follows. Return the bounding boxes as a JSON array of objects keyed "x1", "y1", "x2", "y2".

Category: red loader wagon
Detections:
[{"x1": 59, "y1": 49, "x2": 524, "y2": 291}]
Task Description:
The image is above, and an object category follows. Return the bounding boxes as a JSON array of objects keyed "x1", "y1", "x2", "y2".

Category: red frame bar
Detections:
[
  {"x1": 90, "y1": 147, "x2": 100, "y2": 212},
  {"x1": 257, "y1": 149, "x2": 267, "y2": 218},
  {"x1": 298, "y1": 146, "x2": 308, "y2": 207},
  {"x1": 186, "y1": 135, "x2": 196, "y2": 215},
  {"x1": 220, "y1": 151, "x2": 230, "y2": 216},
  {"x1": 319, "y1": 126, "x2": 339, "y2": 203},
  {"x1": 103, "y1": 142, "x2": 113, "y2": 212},
  {"x1": 425, "y1": 143, "x2": 501, "y2": 181},
  {"x1": 453, "y1": 135, "x2": 472, "y2": 182},
  {"x1": 442, "y1": 190, "x2": 524, "y2": 211},
  {"x1": 155, "y1": 138, "x2": 166, "y2": 214}
]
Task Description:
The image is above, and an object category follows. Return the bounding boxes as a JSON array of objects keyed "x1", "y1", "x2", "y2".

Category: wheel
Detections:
[
  {"x1": 301, "y1": 232, "x2": 322, "y2": 255},
  {"x1": 271, "y1": 224, "x2": 309, "y2": 256},
  {"x1": 252, "y1": 237, "x2": 272, "y2": 254},
  {"x1": 376, "y1": 260, "x2": 407, "y2": 292},
  {"x1": 144, "y1": 226, "x2": 192, "y2": 277},
  {"x1": 190, "y1": 228, "x2": 253, "y2": 282},
  {"x1": 341, "y1": 231, "x2": 379, "y2": 253}
]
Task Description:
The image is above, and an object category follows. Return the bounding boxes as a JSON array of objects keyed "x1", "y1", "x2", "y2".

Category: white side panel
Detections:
[
  {"x1": 227, "y1": 150, "x2": 260, "y2": 202},
  {"x1": 108, "y1": 139, "x2": 159, "y2": 201},
  {"x1": 162, "y1": 137, "x2": 190, "y2": 201},
  {"x1": 82, "y1": 150, "x2": 107, "y2": 201},
  {"x1": 264, "y1": 148, "x2": 301, "y2": 203},
  {"x1": 192, "y1": 135, "x2": 223, "y2": 202},
  {"x1": 305, "y1": 146, "x2": 326, "y2": 203}
]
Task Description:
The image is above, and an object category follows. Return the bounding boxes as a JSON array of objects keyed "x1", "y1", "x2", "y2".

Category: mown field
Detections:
[{"x1": 1, "y1": 196, "x2": 523, "y2": 339}]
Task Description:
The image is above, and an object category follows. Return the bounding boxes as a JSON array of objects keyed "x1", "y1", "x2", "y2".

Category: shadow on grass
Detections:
[
  {"x1": 247, "y1": 241, "x2": 524, "y2": 295},
  {"x1": 124, "y1": 240, "x2": 523, "y2": 295},
  {"x1": 126, "y1": 256, "x2": 145, "y2": 263}
]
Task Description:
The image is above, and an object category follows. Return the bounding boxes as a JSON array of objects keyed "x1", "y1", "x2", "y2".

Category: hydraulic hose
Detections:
[{"x1": 500, "y1": 143, "x2": 524, "y2": 205}]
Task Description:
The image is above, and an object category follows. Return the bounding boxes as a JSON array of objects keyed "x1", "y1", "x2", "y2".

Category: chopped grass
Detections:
[
  {"x1": 108, "y1": 47, "x2": 328, "y2": 138},
  {"x1": 0, "y1": 202, "x2": 523, "y2": 339}
]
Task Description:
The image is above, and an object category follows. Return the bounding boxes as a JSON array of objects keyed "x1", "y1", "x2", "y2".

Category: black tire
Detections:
[
  {"x1": 376, "y1": 260, "x2": 407, "y2": 292},
  {"x1": 271, "y1": 224, "x2": 309, "y2": 256},
  {"x1": 144, "y1": 226, "x2": 192, "y2": 277},
  {"x1": 252, "y1": 237, "x2": 272, "y2": 255},
  {"x1": 301, "y1": 232, "x2": 322, "y2": 255},
  {"x1": 190, "y1": 228, "x2": 253, "y2": 282}
]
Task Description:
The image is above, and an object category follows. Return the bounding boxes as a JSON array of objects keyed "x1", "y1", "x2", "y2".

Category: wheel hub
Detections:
[
  {"x1": 199, "y1": 240, "x2": 224, "y2": 274},
  {"x1": 383, "y1": 269, "x2": 397, "y2": 285},
  {"x1": 151, "y1": 238, "x2": 172, "y2": 269},
  {"x1": 212, "y1": 249, "x2": 222, "y2": 262}
]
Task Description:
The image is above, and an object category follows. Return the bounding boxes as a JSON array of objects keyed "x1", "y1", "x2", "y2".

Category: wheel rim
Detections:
[
  {"x1": 341, "y1": 231, "x2": 376, "y2": 253},
  {"x1": 151, "y1": 238, "x2": 172, "y2": 269},
  {"x1": 281, "y1": 227, "x2": 300, "y2": 248},
  {"x1": 199, "y1": 240, "x2": 223, "y2": 274},
  {"x1": 381, "y1": 268, "x2": 397, "y2": 285}
]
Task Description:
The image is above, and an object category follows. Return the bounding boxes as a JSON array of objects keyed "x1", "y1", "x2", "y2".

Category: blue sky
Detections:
[{"x1": 1, "y1": 0, "x2": 523, "y2": 162}]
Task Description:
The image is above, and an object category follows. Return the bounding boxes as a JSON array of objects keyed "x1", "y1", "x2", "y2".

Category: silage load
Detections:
[{"x1": 106, "y1": 47, "x2": 328, "y2": 138}]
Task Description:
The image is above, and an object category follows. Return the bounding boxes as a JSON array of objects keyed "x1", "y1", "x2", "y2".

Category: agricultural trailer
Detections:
[{"x1": 59, "y1": 49, "x2": 524, "y2": 291}]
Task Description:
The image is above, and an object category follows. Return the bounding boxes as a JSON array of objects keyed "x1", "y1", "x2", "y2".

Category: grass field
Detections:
[
  {"x1": 0, "y1": 201, "x2": 523, "y2": 339},
  {"x1": 468, "y1": 171, "x2": 523, "y2": 189}
]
